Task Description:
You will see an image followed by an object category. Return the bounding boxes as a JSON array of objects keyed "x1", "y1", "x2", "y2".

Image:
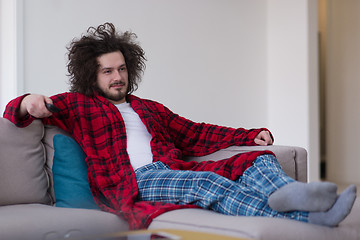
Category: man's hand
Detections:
[
  {"x1": 19, "y1": 94, "x2": 54, "y2": 119},
  {"x1": 254, "y1": 130, "x2": 273, "y2": 146}
]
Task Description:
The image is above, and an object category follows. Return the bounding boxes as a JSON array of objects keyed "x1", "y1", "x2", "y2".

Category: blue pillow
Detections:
[{"x1": 53, "y1": 134, "x2": 99, "y2": 209}]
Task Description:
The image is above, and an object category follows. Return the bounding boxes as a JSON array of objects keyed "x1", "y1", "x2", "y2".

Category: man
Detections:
[{"x1": 4, "y1": 23, "x2": 356, "y2": 229}]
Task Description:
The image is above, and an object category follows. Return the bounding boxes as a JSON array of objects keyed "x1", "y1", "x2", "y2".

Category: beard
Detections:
[{"x1": 95, "y1": 85, "x2": 128, "y2": 103}]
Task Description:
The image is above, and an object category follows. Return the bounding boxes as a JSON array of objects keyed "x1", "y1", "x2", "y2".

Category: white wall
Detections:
[
  {"x1": 0, "y1": 0, "x2": 24, "y2": 114},
  {"x1": 1, "y1": 0, "x2": 320, "y2": 181},
  {"x1": 21, "y1": 0, "x2": 268, "y2": 129},
  {"x1": 326, "y1": 0, "x2": 360, "y2": 185},
  {"x1": 267, "y1": 0, "x2": 320, "y2": 181}
]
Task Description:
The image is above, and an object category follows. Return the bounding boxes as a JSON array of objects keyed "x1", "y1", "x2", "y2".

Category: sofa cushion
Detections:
[
  {"x1": 150, "y1": 198, "x2": 360, "y2": 240},
  {"x1": 53, "y1": 134, "x2": 99, "y2": 209},
  {"x1": 0, "y1": 204, "x2": 128, "y2": 240},
  {"x1": 0, "y1": 118, "x2": 51, "y2": 205}
]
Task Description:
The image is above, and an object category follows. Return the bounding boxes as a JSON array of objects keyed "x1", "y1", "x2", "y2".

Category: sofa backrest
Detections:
[{"x1": 0, "y1": 118, "x2": 52, "y2": 205}]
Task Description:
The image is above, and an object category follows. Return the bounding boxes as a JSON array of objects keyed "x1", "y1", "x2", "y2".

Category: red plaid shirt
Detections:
[{"x1": 4, "y1": 93, "x2": 273, "y2": 229}]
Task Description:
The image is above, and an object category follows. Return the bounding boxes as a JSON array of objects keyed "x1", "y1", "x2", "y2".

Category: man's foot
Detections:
[
  {"x1": 308, "y1": 185, "x2": 357, "y2": 227},
  {"x1": 268, "y1": 182, "x2": 338, "y2": 212}
]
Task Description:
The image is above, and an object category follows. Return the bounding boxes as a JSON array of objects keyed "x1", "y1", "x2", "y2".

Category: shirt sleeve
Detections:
[
  {"x1": 3, "y1": 94, "x2": 35, "y2": 127},
  {"x1": 162, "y1": 104, "x2": 273, "y2": 157}
]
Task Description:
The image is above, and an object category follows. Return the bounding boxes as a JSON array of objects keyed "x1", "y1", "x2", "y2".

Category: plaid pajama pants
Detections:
[{"x1": 135, "y1": 154, "x2": 309, "y2": 222}]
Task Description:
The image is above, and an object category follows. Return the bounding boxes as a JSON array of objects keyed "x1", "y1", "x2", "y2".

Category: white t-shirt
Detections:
[{"x1": 115, "y1": 102, "x2": 153, "y2": 170}]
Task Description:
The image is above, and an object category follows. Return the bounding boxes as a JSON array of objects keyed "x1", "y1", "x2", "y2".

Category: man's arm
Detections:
[
  {"x1": 160, "y1": 104, "x2": 274, "y2": 156},
  {"x1": 3, "y1": 94, "x2": 55, "y2": 128},
  {"x1": 4, "y1": 93, "x2": 71, "y2": 130}
]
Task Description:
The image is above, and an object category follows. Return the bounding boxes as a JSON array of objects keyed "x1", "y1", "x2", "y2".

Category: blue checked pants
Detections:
[{"x1": 135, "y1": 154, "x2": 309, "y2": 222}]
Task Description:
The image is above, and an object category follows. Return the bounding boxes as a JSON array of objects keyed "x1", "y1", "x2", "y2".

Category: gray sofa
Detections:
[{"x1": 0, "y1": 117, "x2": 359, "y2": 240}]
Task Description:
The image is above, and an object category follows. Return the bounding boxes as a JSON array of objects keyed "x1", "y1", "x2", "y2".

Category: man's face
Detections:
[{"x1": 96, "y1": 51, "x2": 129, "y2": 104}]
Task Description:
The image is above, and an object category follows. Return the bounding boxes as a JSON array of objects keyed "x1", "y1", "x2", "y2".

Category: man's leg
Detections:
[
  {"x1": 135, "y1": 161, "x2": 308, "y2": 223},
  {"x1": 135, "y1": 161, "x2": 237, "y2": 208}
]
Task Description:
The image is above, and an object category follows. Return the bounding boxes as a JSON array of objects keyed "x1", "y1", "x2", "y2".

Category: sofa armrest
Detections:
[{"x1": 183, "y1": 145, "x2": 307, "y2": 182}]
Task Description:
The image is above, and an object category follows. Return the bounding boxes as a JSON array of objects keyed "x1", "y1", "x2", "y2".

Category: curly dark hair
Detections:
[{"x1": 67, "y1": 23, "x2": 146, "y2": 96}]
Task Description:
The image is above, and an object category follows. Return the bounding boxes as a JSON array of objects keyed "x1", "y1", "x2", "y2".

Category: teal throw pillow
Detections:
[{"x1": 53, "y1": 134, "x2": 99, "y2": 209}]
